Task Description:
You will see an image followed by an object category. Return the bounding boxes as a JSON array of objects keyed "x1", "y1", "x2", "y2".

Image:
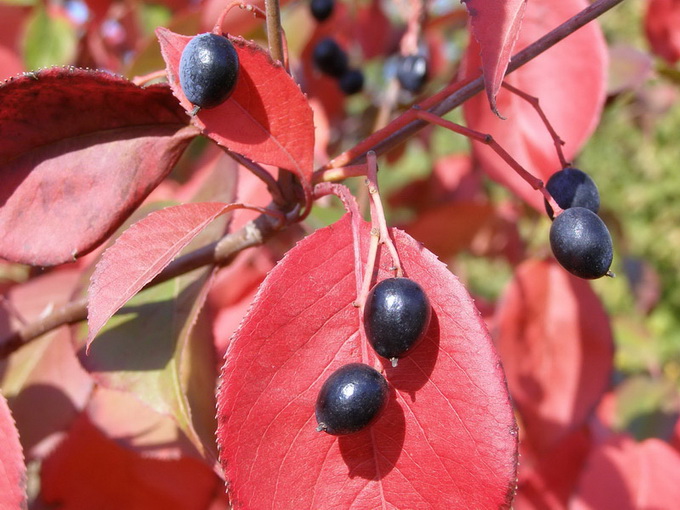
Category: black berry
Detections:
[
  {"x1": 179, "y1": 33, "x2": 239, "y2": 109},
  {"x1": 315, "y1": 363, "x2": 389, "y2": 435},
  {"x1": 339, "y1": 69, "x2": 364, "y2": 95},
  {"x1": 544, "y1": 167, "x2": 600, "y2": 219},
  {"x1": 312, "y1": 37, "x2": 348, "y2": 78},
  {"x1": 396, "y1": 54, "x2": 428, "y2": 93},
  {"x1": 310, "y1": 0, "x2": 334, "y2": 22},
  {"x1": 550, "y1": 207, "x2": 613, "y2": 279},
  {"x1": 364, "y1": 277, "x2": 431, "y2": 366}
]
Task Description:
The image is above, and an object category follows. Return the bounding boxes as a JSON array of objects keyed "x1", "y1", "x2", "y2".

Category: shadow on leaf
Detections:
[{"x1": 338, "y1": 387, "x2": 405, "y2": 480}]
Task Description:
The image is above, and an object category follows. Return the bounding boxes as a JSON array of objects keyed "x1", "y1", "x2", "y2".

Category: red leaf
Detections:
[
  {"x1": 462, "y1": 0, "x2": 528, "y2": 114},
  {"x1": 645, "y1": 0, "x2": 680, "y2": 65},
  {"x1": 217, "y1": 215, "x2": 518, "y2": 509},
  {"x1": 462, "y1": 0, "x2": 607, "y2": 211},
  {"x1": 40, "y1": 413, "x2": 219, "y2": 510},
  {"x1": 515, "y1": 425, "x2": 591, "y2": 509},
  {"x1": 0, "y1": 392, "x2": 26, "y2": 509},
  {"x1": 0, "y1": 68, "x2": 196, "y2": 266},
  {"x1": 156, "y1": 28, "x2": 314, "y2": 194},
  {"x1": 495, "y1": 259, "x2": 613, "y2": 454},
  {"x1": 87, "y1": 202, "x2": 237, "y2": 348},
  {"x1": 1, "y1": 269, "x2": 93, "y2": 460},
  {"x1": 571, "y1": 435, "x2": 680, "y2": 509}
]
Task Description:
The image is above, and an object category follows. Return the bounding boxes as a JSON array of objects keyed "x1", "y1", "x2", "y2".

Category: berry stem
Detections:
[
  {"x1": 312, "y1": 164, "x2": 367, "y2": 185},
  {"x1": 224, "y1": 150, "x2": 287, "y2": 206},
  {"x1": 414, "y1": 109, "x2": 563, "y2": 216},
  {"x1": 264, "y1": 0, "x2": 285, "y2": 65},
  {"x1": 213, "y1": 2, "x2": 266, "y2": 34},
  {"x1": 313, "y1": 182, "x2": 365, "y2": 297},
  {"x1": 501, "y1": 82, "x2": 570, "y2": 168},
  {"x1": 366, "y1": 152, "x2": 403, "y2": 279}
]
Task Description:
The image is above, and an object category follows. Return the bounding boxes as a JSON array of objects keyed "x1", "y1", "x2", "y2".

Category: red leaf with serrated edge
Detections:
[
  {"x1": 645, "y1": 0, "x2": 680, "y2": 65},
  {"x1": 87, "y1": 202, "x2": 237, "y2": 348},
  {"x1": 0, "y1": 68, "x2": 196, "y2": 266},
  {"x1": 40, "y1": 413, "x2": 218, "y2": 510},
  {"x1": 462, "y1": 0, "x2": 607, "y2": 211},
  {"x1": 0, "y1": 392, "x2": 26, "y2": 509},
  {"x1": 495, "y1": 259, "x2": 613, "y2": 455},
  {"x1": 157, "y1": 28, "x2": 314, "y2": 194},
  {"x1": 571, "y1": 435, "x2": 680, "y2": 509},
  {"x1": 217, "y1": 215, "x2": 518, "y2": 509},
  {"x1": 462, "y1": 0, "x2": 528, "y2": 114}
]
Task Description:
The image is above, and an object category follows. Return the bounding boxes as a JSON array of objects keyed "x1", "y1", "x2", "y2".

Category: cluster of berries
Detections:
[
  {"x1": 315, "y1": 278, "x2": 431, "y2": 435},
  {"x1": 546, "y1": 167, "x2": 613, "y2": 279},
  {"x1": 309, "y1": 0, "x2": 363, "y2": 96}
]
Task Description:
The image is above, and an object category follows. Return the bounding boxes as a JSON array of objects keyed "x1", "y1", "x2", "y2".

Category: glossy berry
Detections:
[
  {"x1": 310, "y1": 0, "x2": 334, "y2": 22},
  {"x1": 179, "y1": 33, "x2": 239, "y2": 109},
  {"x1": 550, "y1": 207, "x2": 613, "y2": 279},
  {"x1": 544, "y1": 167, "x2": 600, "y2": 219},
  {"x1": 396, "y1": 54, "x2": 428, "y2": 93},
  {"x1": 339, "y1": 69, "x2": 364, "y2": 95},
  {"x1": 364, "y1": 277, "x2": 431, "y2": 366},
  {"x1": 312, "y1": 37, "x2": 348, "y2": 78},
  {"x1": 315, "y1": 363, "x2": 389, "y2": 435}
]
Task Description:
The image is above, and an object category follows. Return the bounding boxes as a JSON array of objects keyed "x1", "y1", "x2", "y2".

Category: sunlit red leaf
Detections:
[
  {"x1": 156, "y1": 28, "x2": 314, "y2": 195},
  {"x1": 462, "y1": 0, "x2": 607, "y2": 211},
  {"x1": 217, "y1": 214, "x2": 517, "y2": 509},
  {"x1": 0, "y1": 392, "x2": 26, "y2": 510},
  {"x1": 495, "y1": 259, "x2": 614, "y2": 455},
  {"x1": 87, "y1": 202, "x2": 238, "y2": 348},
  {"x1": 0, "y1": 68, "x2": 196, "y2": 266},
  {"x1": 462, "y1": 0, "x2": 528, "y2": 114},
  {"x1": 644, "y1": 0, "x2": 680, "y2": 65},
  {"x1": 571, "y1": 435, "x2": 680, "y2": 509},
  {"x1": 40, "y1": 413, "x2": 219, "y2": 510}
]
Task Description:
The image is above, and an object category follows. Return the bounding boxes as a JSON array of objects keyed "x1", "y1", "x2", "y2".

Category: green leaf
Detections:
[{"x1": 22, "y1": 6, "x2": 77, "y2": 70}]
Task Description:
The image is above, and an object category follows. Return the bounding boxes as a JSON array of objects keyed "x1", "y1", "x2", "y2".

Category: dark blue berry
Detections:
[
  {"x1": 544, "y1": 167, "x2": 600, "y2": 219},
  {"x1": 315, "y1": 363, "x2": 389, "y2": 435},
  {"x1": 364, "y1": 277, "x2": 431, "y2": 366},
  {"x1": 310, "y1": 0, "x2": 334, "y2": 22},
  {"x1": 312, "y1": 37, "x2": 348, "y2": 78},
  {"x1": 339, "y1": 69, "x2": 364, "y2": 95},
  {"x1": 396, "y1": 54, "x2": 428, "y2": 93},
  {"x1": 179, "y1": 33, "x2": 239, "y2": 109},
  {"x1": 550, "y1": 207, "x2": 613, "y2": 279}
]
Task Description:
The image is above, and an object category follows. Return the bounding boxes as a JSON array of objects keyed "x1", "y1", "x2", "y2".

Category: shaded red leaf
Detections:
[
  {"x1": 645, "y1": 0, "x2": 680, "y2": 65},
  {"x1": 401, "y1": 201, "x2": 495, "y2": 259},
  {"x1": 156, "y1": 28, "x2": 314, "y2": 195},
  {"x1": 0, "y1": 269, "x2": 93, "y2": 461},
  {"x1": 462, "y1": 0, "x2": 528, "y2": 114},
  {"x1": 571, "y1": 435, "x2": 680, "y2": 509},
  {"x1": 0, "y1": 68, "x2": 196, "y2": 266},
  {"x1": 86, "y1": 386, "x2": 203, "y2": 461},
  {"x1": 78, "y1": 196, "x2": 233, "y2": 462},
  {"x1": 217, "y1": 215, "x2": 517, "y2": 509},
  {"x1": 0, "y1": 392, "x2": 26, "y2": 510},
  {"x1": 514, "y1": 425, "x2": 591, "y2": 509},
  {"x1": 462, "y1": 0, "x2": 607, "y2": 211},
  {"x1": 388, "y1": 154, "x2": 482, "y2": 213},
  {"x1": 40, "y1": 413, "x2": 219, "y2": 510},
  {"x1": 87, "y1": 202, "x2": 237, "y2": 348},
  {"x1": 494, "y1": 259, "x2": 614, "y2": 454}
]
